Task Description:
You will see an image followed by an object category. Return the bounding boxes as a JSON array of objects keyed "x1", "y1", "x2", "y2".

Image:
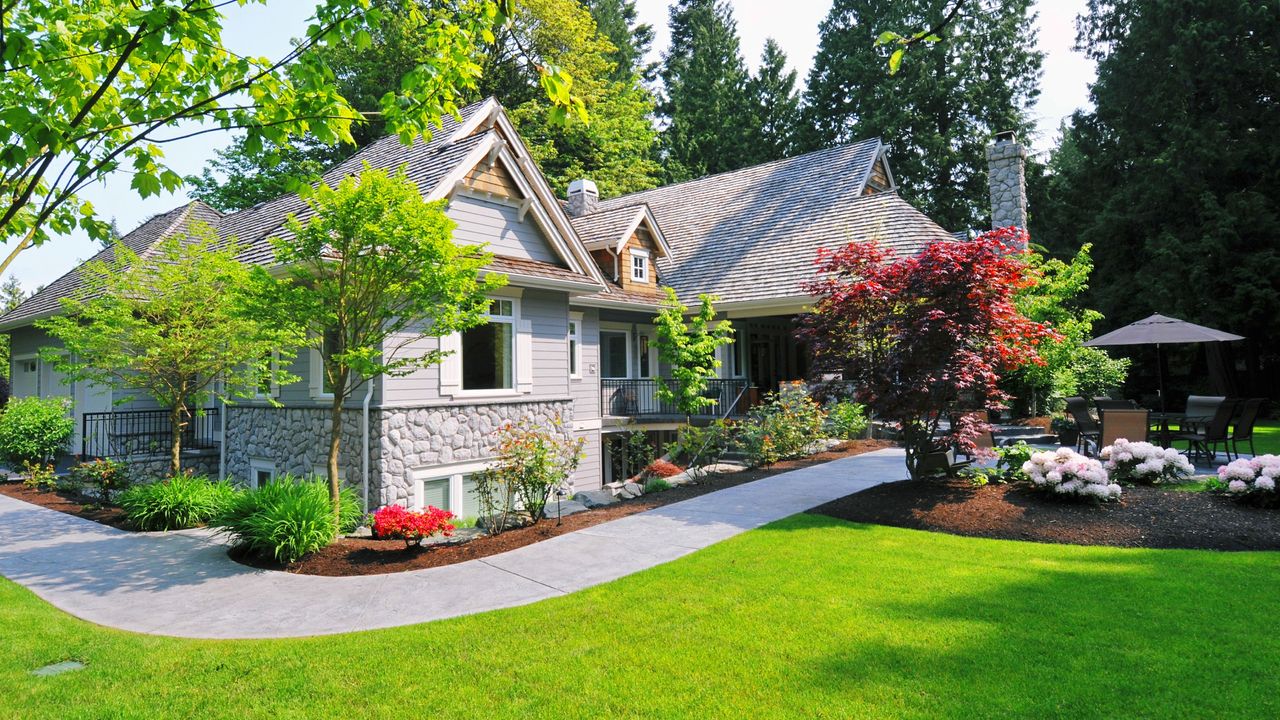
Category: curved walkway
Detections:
[{"x1": 0, "y1": 448, "x2": 906, "y2": 639}]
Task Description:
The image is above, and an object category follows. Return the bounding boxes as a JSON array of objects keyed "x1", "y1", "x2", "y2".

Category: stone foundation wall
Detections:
[
  {"x1": 374, "y1": 399, "x2": 574, "y2": 507},
  {"x1": 224, "y1": 406, "x2": 370, "y2": 486},
  {"x1": 127, "y1": 450, "x2": 220, "y2": 482}
]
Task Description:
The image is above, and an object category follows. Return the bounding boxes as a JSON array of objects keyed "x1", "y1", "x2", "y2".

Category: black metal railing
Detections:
[
  {"x1": 601, "y1": 378, "x2": 749, "y2": 418},
  {"x1": 81, "y1": 407, "x2": 220, "y2": 458}
]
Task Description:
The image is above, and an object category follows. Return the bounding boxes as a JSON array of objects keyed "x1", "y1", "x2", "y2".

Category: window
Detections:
[
  {"x1": 631, "y1": 249, "x2": 650, "y2": 282},
  {"x1": 600, "y1": 331, "x2": 629, "y2": 378},
  {"x1": 462, "y1": 299, "x2": 515, "y2": 390},
  {"x1": 18, "y1": 359, "x2": 36, "y2": 373},
  {"x1": 320, "y1": 327, "x2": 341, "y2": 395},
  {"x1": 256, "y1": 351, "x2": 280, "y2": 399},
  {"x1": 730, "y1": 333, "x2": 746, "y2": 378},
  {"x1": 639, "y1": 334, "x2": 651, "y2": 377},
  {"x1": 249, "y1": 459, "x2": 275, "y2": 489},
  {"x1": 568, "y1": 312, "x2": 582, "y2": 379},
  {"x1": 417, "y1": 471, "x2": 482, "y2": 520}
]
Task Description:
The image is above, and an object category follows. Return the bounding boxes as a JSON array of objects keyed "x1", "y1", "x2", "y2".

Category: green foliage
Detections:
[
  {"x1": 20, "y1": 461, "x2": 57, "y2": 491},
  {"x1": 0, "y1": 0, "x2": 566, "y2": 274},
  {"x1": 995, "y1": 442, "x2": 1034, "y2": 483},
  {"x1": 653, "y1": 288, "x2": 734, "y2": 416},
  {"x1": 825, "y1": 400, "x2": 869, "y2": 440},
  {"x1": 38, "y1": 227, "x2": 304, "y2": 475},
  {"x1": 0, "y1": 396, "x2": 74, "y2": 466},
  {"x1": 266, "y1": 166, "x2": 501, "y2": 505},
  {"x1": 1006, "y1": 244, "x2": 1129, "y2": 414},
  {"x1": 658, "y1": 0, "x2": 760, "y2": 181},
  {"x1": 737, "y1": 391, "x2": 827, "y2": 467},
  {"x1": 583, "y1": 0, "x2": 656, "y2": 83},
  {"x1": 642, "y1": 477, "x2": 673, "y2": 494},
  {"x1": 1029, "y1": 0, "x2": 1279, "y2": 379},
  {"x1": 214, "y1": 477, "x2": 358, "y2": 563},
  {"x1": 802, "y1": 0, "x2": 1042, "y2": 230},
  {"x1": 483, "y1": 416, "x2": 583, "y2": 524},
  {"x1": 669, "y1": 420, "x2": 734, "y2": 467},
  {"x1": 0, "y1": 276, "x2": 27, "y2": 379},
  {"x1": 68, "y1": 458, "x2": 133, "y2": 505},
  {"x1": 746, "y1": 39, "x2": 802, "y2": 164},
  {"x1": 613, "y1": 430, "x2": 655, "y2": 480},
  {"x1": 120, "y1": 475, "x2": 239, "y2": 531}
]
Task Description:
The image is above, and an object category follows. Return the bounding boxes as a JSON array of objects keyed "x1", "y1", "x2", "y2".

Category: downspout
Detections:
[
  {"x1": 218, "y1": 396, "x2": 227, "y2": 480},
  {"x1": 361, "y1": 377, "x2": 374, "y2": 513}
]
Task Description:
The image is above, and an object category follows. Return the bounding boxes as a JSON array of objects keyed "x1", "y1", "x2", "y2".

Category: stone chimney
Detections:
[
  {"x1": 566, "y1": 178, "x2": 599, "y2": 217},
  {"x1": 987, "y1": 131, "x2": 1028, "y2": 233}
]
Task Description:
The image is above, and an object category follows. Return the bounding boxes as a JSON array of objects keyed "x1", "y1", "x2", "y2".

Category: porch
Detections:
[
  {"x1": 601, "y1": 378, "x2": 750, "y2": 420},
  {"x1": 81, "y1": 407, "x2": 221, "y2": 459}
]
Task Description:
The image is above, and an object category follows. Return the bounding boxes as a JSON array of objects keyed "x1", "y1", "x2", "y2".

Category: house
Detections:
[{"x1": 0, "y1": 97, "x2": 1023, "y2": 514}]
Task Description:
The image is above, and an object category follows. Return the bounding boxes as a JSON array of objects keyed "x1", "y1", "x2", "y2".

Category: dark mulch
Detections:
[
  {"x1": 243, "y1": 439, "x2": 895, "y2": 576},
  {"x1": 812, "y1": 478, "x2": 1280, "y2": 551},
  {"x1": 0, "y1": 481, "x2": 131, "y2": 530}
]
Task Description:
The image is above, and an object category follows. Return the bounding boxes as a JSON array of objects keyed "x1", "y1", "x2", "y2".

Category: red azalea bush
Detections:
[
  {"x1": 372, "y1": 504, "x2": 456, "y2": 548},
  {"x1": 800, "y1": 228, "x2": 1058, "y2": 479},
  {"x1": 643, "y1": 459, "x2": 684, "y2": 478}
]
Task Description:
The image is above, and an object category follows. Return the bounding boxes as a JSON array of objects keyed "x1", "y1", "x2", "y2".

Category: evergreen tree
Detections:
[
  {"x1": 1030, "y1": 0, "x2": 1280, "y2": 390},
  {"x1": 802, "y1": 0, "x2": 1042, "y2": 231},
  {"x1": 747, "y1": 39, "x2": 801, "y2": 164},
  {"x1": 0, "y1": 276, "x2": 26, "y2": 380},
  {"x1": 581, "y1": 0, "x2": 656, "y2": 83},
  {"x1": 658, "y1": 0, "x2": 759, "y2": 182}
]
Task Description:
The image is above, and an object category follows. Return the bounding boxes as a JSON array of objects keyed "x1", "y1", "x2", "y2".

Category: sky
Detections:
[{"x1": 9, "y1": 0, "x2": 1094, "y2": 292}]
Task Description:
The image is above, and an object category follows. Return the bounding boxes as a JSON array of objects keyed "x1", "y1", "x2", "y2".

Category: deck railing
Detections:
[
  {"x1": 81, "y1": 407, "x2": 220, "y2": 458},
  {"x1": 601, "y1": 378, "x2": 749, "y2": 419}
]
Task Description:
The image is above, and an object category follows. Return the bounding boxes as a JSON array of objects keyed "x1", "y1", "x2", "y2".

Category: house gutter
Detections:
[{"x1": 361, "y1": 378, "x2": 374, "y2": 513}]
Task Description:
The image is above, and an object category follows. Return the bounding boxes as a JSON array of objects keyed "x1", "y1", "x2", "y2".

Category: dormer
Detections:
[
  {"x1": 567, "y1": 199, "x2": 672, "y2": 297},
  {"x1": 860, "y1": 142, "x2": 897, "y2": 195}
]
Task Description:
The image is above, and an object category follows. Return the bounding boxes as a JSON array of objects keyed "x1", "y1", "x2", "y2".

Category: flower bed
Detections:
[
  {"x1": 1219, "y1": 455, "x2": 1280, "y2": 507},
  {"x1": 1101, "y1": 439, "x2": 1195, "y2": 485},
  {"x1": 1023, "y1": 447, "x2": 1121, "y2": 501}
]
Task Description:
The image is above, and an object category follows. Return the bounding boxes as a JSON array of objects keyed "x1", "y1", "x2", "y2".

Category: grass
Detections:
[
  {"x1": 4, "y1": 515, "x2": 1279, "y2": 719},
  {"x1": 1250, "y1": 420, "x2": 1280, "y2": 455}
]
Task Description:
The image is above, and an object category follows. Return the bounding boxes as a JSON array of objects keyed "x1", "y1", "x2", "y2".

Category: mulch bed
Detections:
[
  {"x1": 812, "y1": 478, "x2": 1280, "y2": 551},
  {"x1": 0, "y1": 481, "x2": 131, "y2": 530},
  {"x1": 243, "y1": 439, "x2": 894, "y2": 576}
]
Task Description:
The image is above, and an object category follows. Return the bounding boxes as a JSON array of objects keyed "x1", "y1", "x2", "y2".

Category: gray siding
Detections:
[
  {"x1": 447, "y1": 195, "x2": 559, "y2": 263},
  {"x1": 570, "y1": 307, "x2": 601, "y2": 421},
  {"x1": 573, "y1": 428, "x2": 602, "y2": 491}
]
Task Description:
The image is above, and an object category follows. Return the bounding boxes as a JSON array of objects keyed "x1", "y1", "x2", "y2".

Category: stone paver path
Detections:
[{"x1": 0, "y1": 448, "x2": 906, "y2": 639}]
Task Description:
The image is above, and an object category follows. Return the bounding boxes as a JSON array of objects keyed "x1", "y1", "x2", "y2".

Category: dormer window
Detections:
[{"x1": 631, "y1": 248, "x2": 650, "y2": 283}]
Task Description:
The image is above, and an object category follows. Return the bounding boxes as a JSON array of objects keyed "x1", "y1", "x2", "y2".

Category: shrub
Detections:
[
  {"x1": 214, "y1": 476, "x2": 358, "y2": 563},
  {"x1": 1023, "y1": 448, "x2": 1121, "y2": 501},
  {"x1": 0, "y1": 396, "x2": 75, "y2": 466},
  {"x1": 669, "y1": 420, "x2": 733, "y2": 466},
  {"x1": 995, "y1": 442, "x2": 1035, "y2": 483},
  {"x1": 68, "y1": 458, "x2": 132, "y2": 504},
  {"x1": 372, "y1": 504, "x2": 455, "y2": 548},
  {"x1": 120, "y1": 474, "x2": 239, "y2": 530},
  {"x1": 484, "y1": 416, "x2": 583, "y2": 525},
  {"x1": 1218, "y1": 455, "x2": 1280, "y2": 508},
  {"x1": 737, "y1": 391, "x2": 827, "y2": 466},
  {"x1": 1101, "y1": 439, "x2": 1195, "y2": 485},
  {"x1": 642, "y1": 459, "x2": 683, "y2": 479},
  {"x1": 21, "y1": 460, "x2": 57, "y2": 490},
  {"x1": 643, "y1": 477, "x2": 672, "y2": 494},
  {"x1": 825, "y1": 400, "x2": 868, "y2": 440}
]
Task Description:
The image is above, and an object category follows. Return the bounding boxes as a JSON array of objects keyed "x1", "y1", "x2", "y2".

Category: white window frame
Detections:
[
  {"x1": 568, "y1": 311, "x2": 583, "y2": 380},
  {"x1": 256, "y1": 350, "x2": 281, "y2": 400},
  {"x1": 309, "y1": 328, "x2": 342, "y2": 401},
  {"x1": 413, "y1": 459, "x2": 492, "y2": 518},
  {"x1": 12, "y1": 353, "x2": 38, "y2": 396},
  {"x1": 439, "y1": 289, "x2": 531, "y2": 398},
  {"x1": 630, "y1": 248, "x2": 650, "y2": 282},
  {"x1": 598, "y1": 324, "x2": 632, "y2": 379},
  {"x1": 249, "y1": 458, "x2": 276, "y2": 489}
]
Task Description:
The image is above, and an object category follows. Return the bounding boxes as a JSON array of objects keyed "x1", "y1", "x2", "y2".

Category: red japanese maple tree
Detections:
[{"x1": 799, "y1": 227, "x2": 1056, "y2": 479}]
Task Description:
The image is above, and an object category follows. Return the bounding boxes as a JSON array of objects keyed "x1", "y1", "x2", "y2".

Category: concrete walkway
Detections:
[{"x1": 0, "y1": 448, "x2": 907, "y2": 639}]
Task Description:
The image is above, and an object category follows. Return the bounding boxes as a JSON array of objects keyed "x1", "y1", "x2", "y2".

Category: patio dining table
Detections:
[{"x1": 1147, "y1": 412, "x2": 1211, "y2": 449}]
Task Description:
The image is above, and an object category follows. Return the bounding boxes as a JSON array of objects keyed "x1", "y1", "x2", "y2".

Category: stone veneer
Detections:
[
  {"x1": 987, "y1": 134, "x2": 1029, "y2": 234},
  {"x1": 224, "y1": 399, "x2": 573, "y2": 509}
]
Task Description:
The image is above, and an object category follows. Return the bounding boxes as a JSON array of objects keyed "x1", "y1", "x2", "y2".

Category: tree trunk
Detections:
[
  {"x1": 327, "y1": 391, "x2": 344, "y2": 526},
  {"x1": 901, "y1": 422, "x2": 930, "y2": 481},
  {"x1": 168, "y1": 403, "x2": 185, "y2": 477}
]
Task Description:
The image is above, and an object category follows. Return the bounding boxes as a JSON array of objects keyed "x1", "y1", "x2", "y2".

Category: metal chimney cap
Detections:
[{"x1": 994, "y1": 130, "x2": 1018, "y2": 143}]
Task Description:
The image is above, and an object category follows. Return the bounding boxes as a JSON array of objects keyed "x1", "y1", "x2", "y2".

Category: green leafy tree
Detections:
[
  {"x1": 0, "y1": 0, "x2": 581, "y2": 275},
  {"x1": 747, "y1": 39, "x2": 801, "y2": 164},
  {"x1": 1005, "y1": 244, "x2": 1129, "y2": 415},
  {"x1": 653, "y1": 288, "x2": 734, "y2": 417},
  {"x1": 657, "y1": 0, "x2": 759, "y2": 182},
  {"x1": 802, "y1": 0, "x2": 1042, "y2": 231},
  {"x1": 0, "y1": 276, "x2": 28, "y2": 380},
  {"x1": 1030, "y1": 0, "x2": 1280, "y2": 386},
  {"x1": 267, "y1": 166, "x2": 504, "y2": 517},
  {"x1": 581, "y1": 0, "x2": 656, "y2": 83},
  {"x1": 37, "y1": 228, "x2": 304, "y2": 475}
]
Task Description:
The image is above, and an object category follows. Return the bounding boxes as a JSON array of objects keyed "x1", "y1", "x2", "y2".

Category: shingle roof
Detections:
[
  {"x1": 596, "y1": 139, "x2": 956, "y2": 305},
  {"x1": 485, "y1": 255, "x2": 594, "y2": 285},
  {"x1": 568, "y1": 205, "x2": 644, "y2": 250},
  {"x1": 0, "y1": 201, "x2": 223, "y2": 330}
]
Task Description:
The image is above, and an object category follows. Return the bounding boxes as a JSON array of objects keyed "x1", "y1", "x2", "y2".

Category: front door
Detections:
[{"x1": 750, "y1": 338, "x2": 777, "y2": 392}]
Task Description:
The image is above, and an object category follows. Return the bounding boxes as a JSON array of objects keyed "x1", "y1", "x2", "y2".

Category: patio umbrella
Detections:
[{"x1": 1083, "y1": 314, "x2": 1244, "y2": 411}]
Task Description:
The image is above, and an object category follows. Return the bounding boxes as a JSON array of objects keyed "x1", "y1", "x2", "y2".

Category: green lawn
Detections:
[
  {"x1": 4, "y1": 515, "x2": 1278, "y2": 719},
  {"x1": 1251, "y1": 420, "x2": 1280, "y2": 455}
]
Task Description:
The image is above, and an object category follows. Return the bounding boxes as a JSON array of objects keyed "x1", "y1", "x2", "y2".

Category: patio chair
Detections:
[
  {"x1": 1230, "y1": 398, "x2": 1265, "y2": 459},
  {"x1": 1181, "y1": 395, "x2": 1225, "y2": 432},
  {"x1": 1093, "y1": 397, "x2": 1137, "y2": 413},
  {"x1": 1099, "y1": 408, "x2": 1150, "y2": 449},
  {"x1": 1064, "y1": 396, "x2": 1100, "y2": 453},
  {"x1": 1172, "y1": 398, "x2": 1238, "y2": 462}
]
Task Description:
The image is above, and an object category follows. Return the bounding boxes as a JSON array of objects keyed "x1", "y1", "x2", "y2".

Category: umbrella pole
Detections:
[{"x1": 1156, "y1": 343, "x2": 1167, "y2": 413}]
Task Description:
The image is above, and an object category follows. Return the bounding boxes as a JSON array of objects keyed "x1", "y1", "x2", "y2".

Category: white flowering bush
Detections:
[
  {"x1": 1100, "y1": 439, "x2": 1196, "y2": 485},
  {"x1": 1218, "y1": 455, "x2": 1280, "y2": 508},
  {"x1": 1023, "y1": 448, "x2": 1122, "y2": 501}
]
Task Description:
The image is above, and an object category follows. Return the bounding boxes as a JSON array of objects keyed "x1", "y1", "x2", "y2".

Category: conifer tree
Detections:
[{"x1": 747, "y1": 39, "x2": 801, "y2": 164}]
